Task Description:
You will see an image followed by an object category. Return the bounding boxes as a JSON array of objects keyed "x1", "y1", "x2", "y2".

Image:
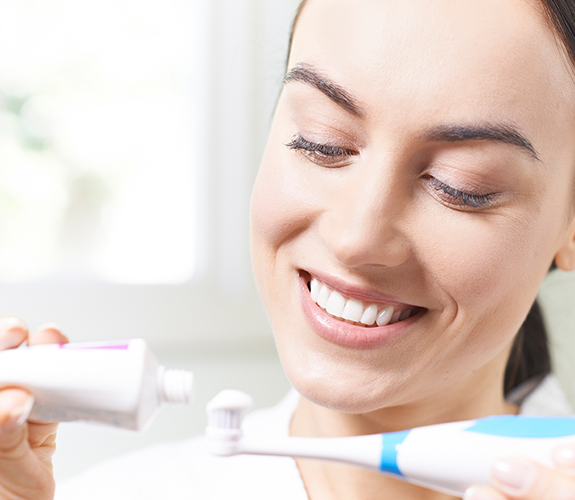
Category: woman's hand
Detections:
[
  {"x1": 0, "y1": 316, "x2": 68, "y2": 500},
  {"x1": 464, "y1": 447, "x2": 575, "y2": 500}
]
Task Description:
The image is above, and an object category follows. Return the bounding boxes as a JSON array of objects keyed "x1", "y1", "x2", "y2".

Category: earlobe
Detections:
[{"x1": 554, "y1": 219, "x2": 575, "y2": 271}]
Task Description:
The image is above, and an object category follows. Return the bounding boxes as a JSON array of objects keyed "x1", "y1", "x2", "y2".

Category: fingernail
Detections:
[
  {"x1": 492, "y1": 458, "x2": 536, "y2": 492},
  {"x1": 0, "y1": 317, "x2": 25, "y2": 331},
  {"x1": 0, "y1": 393, "x2": 34, "y2": 432},
  {"x1": 37, "y1": 322, "x2": 61, "y2": 332},
  {"x1": 9, "y1": 395, "x2": 34, "y2": 429},
  {"x1": 552, "y1": 444, "x2": 575, "y2": 468},
  {"x1": 463, "y1": 485, "x2": 500, "y2": 500},
  {"x1": 0, "y1": 317, "x2": 27, "y2": 349}
]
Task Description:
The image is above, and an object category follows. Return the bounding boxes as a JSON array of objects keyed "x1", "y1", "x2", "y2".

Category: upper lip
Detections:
[{"x1": 301, "y1": 269, "x2": 421, "y2": 309}]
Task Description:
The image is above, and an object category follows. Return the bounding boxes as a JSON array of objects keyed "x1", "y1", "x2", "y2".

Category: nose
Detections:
[{"x1": 319, "y1": 164, "x2": 412, "y2": 269}]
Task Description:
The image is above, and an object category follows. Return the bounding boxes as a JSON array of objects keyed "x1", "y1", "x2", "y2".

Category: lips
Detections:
[
  {"x1": 309, "y1": 277, "x2": 417, "y2": 327},
  {"x1": 299, "y1": 271, "x2": 425, "y2": 348}
]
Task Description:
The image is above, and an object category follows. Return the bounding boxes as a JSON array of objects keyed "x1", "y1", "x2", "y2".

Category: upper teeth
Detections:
[{"x1": 310, "y1": 278, "x2": 412, "y2": 327}]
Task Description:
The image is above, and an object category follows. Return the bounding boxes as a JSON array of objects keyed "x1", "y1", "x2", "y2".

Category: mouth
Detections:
[
  {"x1": 308, "y1": 276, "x2": 420, "y2": 327},
  {"x1": 298, "y1": 270, "x2": 427, "y2": 348},
  {"x1": 302, "y1": 271, "x2": 425, "y2": 330}
]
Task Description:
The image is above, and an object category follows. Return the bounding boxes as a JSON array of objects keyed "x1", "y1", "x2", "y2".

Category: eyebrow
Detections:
[
  {"x1": 284, "y1": 63, "x2": 365, "y2": 117},
  {"x1": 426, "y1": 124, "x2": 540, "y2": 161},
  {"x1": 285, "y1": 63, "x2": 540, "y2": 161}
]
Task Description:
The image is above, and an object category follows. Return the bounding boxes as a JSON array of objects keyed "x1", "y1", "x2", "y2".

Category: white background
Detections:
[{"x1": 0, "y1": 0, "x2": 302, "y2": 481}]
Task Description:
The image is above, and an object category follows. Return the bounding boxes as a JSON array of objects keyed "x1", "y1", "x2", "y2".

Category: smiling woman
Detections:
[
  {"x1": 250, "y1": 0, "x2": 575, "y2": 497},
  {"x1": 3, "y1": 0, "x2": 575, "y2": 500},
  {"x1": 255, "y1": 0, "x2": 563, "y2": 406}
]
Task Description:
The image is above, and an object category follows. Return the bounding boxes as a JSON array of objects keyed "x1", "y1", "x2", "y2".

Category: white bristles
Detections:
[
  {"x1": 207, "y1": 389, "x2": 252, "y2": 429},
  {"x1": 208, "y1": 408, "x2": 241, "y2": 430},
  {"x1": 205, "y1": 390, "x2": 253, "y2": 456}
]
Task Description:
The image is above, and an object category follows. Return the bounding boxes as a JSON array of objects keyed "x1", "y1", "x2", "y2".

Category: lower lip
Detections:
[{"x1": 298, "y1": 275, "x2": 421, "y2": 349}]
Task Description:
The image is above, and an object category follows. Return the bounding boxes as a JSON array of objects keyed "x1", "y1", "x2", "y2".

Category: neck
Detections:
[{"x1": 290, "y1": 349, "x2": 518, "y2": 500}]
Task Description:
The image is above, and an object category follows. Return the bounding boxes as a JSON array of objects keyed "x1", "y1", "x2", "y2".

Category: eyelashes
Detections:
[
  {"x1": 285, "y1": 134, "x2": 498, "y2": 210},
  {"x1": 285, "y1": 135, "x2": 357, "y2": 167},
  {"x1": 425, "y1": 176, "x2": 495, "y2": 208}
]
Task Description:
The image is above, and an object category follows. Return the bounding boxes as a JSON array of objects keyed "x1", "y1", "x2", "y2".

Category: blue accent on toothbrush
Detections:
[
  {"x1": 380, "y1": 430, "x2": 410, "y2": 476},
  {"x1": 466, "y1": 416, "x2": 575, "y2": 438}
]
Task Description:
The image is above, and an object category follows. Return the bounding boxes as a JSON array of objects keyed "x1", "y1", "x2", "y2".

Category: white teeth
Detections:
[
  {"x1": 399, "y1": 310, "x2": 412, "y2": 321},
  {"x1": 310, "y1": 279, "x2": 320, "y2": 302},
  {"x1": 390, "y1": 310, "x2": 402, "y2": 324},
  {"x1": 342, "y1": 299, "x2": 364, "y2": 322},
  {"x1": 360, "y1": 304, "x2": 378, "y2": 326},
  {"x1": 317, "y1": 284, "x2": 330, "y2": 309},
  {"x1": 309, "y1": 278, "x2": 417, "y2": 327},
  {"x1": 326, "y1": 291, "x2": 346, "y2": 317},
  {"x1": 376, "y1": 306, "x2": 395, "y2": 326}
]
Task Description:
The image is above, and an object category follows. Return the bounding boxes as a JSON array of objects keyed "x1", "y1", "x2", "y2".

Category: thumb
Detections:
[
  {"x1": 0, "y1": 388, "x2": 34, "y2": 437},
  {"x1": 0, "y1": 390, "x2": 40, "y2": 488},
  {"x1": 490, "y1": 457, "x2": 575, "y2": 499},
  {"x1": 0, "y1": 389, "x2": 56, "y2": 500}
]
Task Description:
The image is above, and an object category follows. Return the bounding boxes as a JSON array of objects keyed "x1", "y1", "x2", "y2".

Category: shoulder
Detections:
[{"x1": 55, "y1": 390, "x2": 307, "y2": 500}]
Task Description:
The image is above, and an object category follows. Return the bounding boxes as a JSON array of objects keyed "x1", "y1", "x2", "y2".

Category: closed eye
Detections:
[
  {"x1": 285, "y1": 135, "x2": 357, "y2": 167},
  {"x1": 426, "y1": 176, "x2": 498, "y2": 209}
]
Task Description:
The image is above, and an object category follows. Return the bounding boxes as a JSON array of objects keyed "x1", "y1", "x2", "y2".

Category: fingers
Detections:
[
  {"x1": 0, "y1": 389, "x2": 35, "y2": 468},
  {"x1": 0, "y1": 389, "x2": 55, "y2": 498},
  {"x1": 0, "y1": 388, "x2": 34, "y2": 433},
  {"x1": 553, "y1": 445, "x2": 575, "y2": 477},
  {"x1": 464, "y1": 485, "x2": 507, "y2": 500},
  {"x1": 0, "y1": 317, "x2": 69, "y2": 349},
  {"x1": 492, "y1": 458, "x2": 575, "y2": 499},
  {"x1": 28, "y1": 422, "x2": 59, "y2": 466},
  {"x1": 0, "y1": 317, "x2": 62, "y2": 499},
  {"x1": 465, "y1": 457, "x2": 575, "y2": 500},
  {"x1": 0, "y1": 316, "x2": 28, "y2": 350},
  {"x1": 28, "y1": 323, "x2": 68, "y2": 346}
]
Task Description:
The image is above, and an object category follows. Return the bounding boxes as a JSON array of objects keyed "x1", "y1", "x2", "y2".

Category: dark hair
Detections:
[{"x1": 285, "y1": 0, "x2": 575, "y2": 396}]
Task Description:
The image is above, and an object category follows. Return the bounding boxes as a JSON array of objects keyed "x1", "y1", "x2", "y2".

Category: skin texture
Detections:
[{"x1": 250, "y1": 0, "x2": 575, "y2": 498}]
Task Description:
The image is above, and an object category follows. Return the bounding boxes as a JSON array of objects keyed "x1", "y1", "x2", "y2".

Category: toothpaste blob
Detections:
[{"x1": 0, "y1": 339, "x2": 193, "y2": 431}]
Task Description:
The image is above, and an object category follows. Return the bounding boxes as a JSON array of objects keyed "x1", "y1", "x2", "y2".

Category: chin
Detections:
[{"x1": 287, "y1": 364, "x2": 412, "y2": 414}]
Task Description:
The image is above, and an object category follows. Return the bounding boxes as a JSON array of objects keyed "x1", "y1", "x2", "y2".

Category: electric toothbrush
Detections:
[{"x1": 206, "y1": 390, "x2": 575, "y2": 497}]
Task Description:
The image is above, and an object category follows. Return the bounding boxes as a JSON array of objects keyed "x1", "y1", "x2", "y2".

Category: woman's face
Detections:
[{"x1": 251, "y1": 0, "x2": 575, "y2": 414}]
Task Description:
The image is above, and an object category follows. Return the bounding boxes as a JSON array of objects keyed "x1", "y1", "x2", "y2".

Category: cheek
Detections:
[
  {"x1": 250, "y1": 143, "x2": 312, "y2": 296},
  {"x1": 251, "y1": 140, "x2": 323, "y2": 263},
  {"x1": 419, "y1": 205, "x2": 555, "y2": 338}
]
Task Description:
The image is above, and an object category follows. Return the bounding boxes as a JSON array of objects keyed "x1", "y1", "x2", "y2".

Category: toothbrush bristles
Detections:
[
  {"x1": 208, "y1": 409, "x2": 242, "y2": 429},
  {"x1": 206, "y1": 389, "x2": 253, "y2": 430}
]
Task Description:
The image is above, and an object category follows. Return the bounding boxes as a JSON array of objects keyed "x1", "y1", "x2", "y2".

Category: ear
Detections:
[{"x1": 555, "y1": 217, "x2": 575, "y2": 271}]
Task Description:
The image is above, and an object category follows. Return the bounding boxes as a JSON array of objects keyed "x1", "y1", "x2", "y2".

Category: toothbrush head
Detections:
[{"x1": 206, "y1": 390, "x2": 253, "y2": 456}]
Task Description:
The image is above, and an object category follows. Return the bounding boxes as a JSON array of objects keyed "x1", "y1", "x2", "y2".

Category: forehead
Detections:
[{"x1": 288, "y1": 0, "x2": 575, "y2": 158}]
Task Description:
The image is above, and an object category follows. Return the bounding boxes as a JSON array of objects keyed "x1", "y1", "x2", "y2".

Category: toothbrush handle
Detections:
[
  {"x1": 239, "y1": 434, "x2": 383, "y2": 473},
  {"x1": 398, "y1": 425, "x2": 575, "y2": 496}
]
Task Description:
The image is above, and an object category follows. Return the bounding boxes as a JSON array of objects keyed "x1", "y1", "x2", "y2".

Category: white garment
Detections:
[
  {"x1": 55, "y1": 390, "x2": 306, "y2": 500},
  {"x1": 55, "y1": 375, "x2": 571, "y2": 500},
  {"x1": 518, "y1": 374, "x2": 572, "y2": 416}
]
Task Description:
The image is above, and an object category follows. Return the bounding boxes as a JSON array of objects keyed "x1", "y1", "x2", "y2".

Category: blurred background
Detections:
[
  {"x1": 0, "y1": 0, "x2": 298, "y2": 480},
  {"x1": 0, "y1": 0, "x2": 574, "y2": 483}
]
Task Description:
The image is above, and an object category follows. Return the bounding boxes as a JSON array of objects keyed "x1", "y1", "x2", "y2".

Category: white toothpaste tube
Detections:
[{"x1": 0, "y1": 339, "x2": 193, "y2": 431}]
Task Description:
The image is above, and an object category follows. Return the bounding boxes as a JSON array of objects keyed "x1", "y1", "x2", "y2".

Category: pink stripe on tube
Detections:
[{"x1": 59, "y1": 343, "x2": 130, "y2": 350}]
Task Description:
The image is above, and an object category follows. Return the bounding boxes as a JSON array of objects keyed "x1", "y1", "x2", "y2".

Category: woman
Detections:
[{"x1": 2, "y1": 0, "x2": 575, "y2": 498}]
